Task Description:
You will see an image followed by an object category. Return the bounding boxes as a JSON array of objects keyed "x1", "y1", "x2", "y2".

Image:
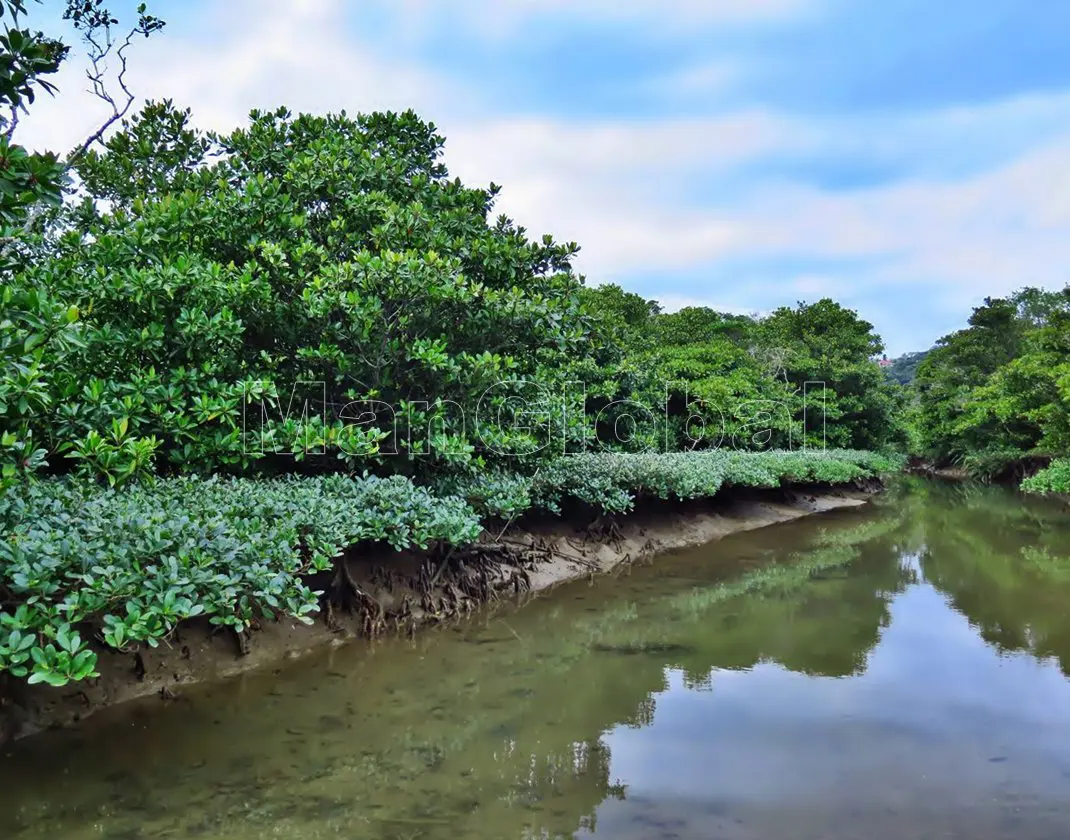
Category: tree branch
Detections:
[
  {"x1": 63, "y1": 3, "x2": 166, "y2": 165},
  {"x1": 68, "y1": 25, "x2": 138, "y2": 163},
  {"x1": 3, "y1": 105, "x2": 20, "y2": 141}
]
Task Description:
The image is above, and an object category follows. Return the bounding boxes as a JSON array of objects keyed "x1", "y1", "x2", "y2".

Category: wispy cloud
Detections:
[
  {"x1": 20, "y1": 0, "x2": 457, "y2": 153},
  {"x1": 17, "y1": 0, "x2": 1070, "y2": 355},
  {"x1": 387, "y1": 0, "x2": 813, "y2": 38}
]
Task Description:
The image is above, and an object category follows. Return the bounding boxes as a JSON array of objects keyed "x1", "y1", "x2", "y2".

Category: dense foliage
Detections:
[
  {"x1": 0, "y1": 6, "x2": 906, "y2": 689},
  {"x1": 0, "y1": 474, "x2": 482, "y2": 685},
  {"x1": 912, "y1": 287, "x2": 1070, "y2": 483},
  {"x1": 1, "y1": 0, "x2": 167, "y2": 490},
  {"x1": 6, "y1": 104, "x2": 590, "y2": 484},
  {"x1": 580, "y1": 285, "x2": 907, "y2": 453}
]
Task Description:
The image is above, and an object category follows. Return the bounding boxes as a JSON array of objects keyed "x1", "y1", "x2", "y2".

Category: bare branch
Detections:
[
  {"x1": 67, "y1": 22, "x2": 140, "y2": 164},
  {"x1": 62, "y1": 1, "x2": 166, "y2": 165},
  {"x1": 3, "y1": 105, "x2": 19, "y2": 141}
]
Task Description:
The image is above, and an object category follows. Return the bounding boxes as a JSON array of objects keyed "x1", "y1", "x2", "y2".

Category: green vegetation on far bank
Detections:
[
  {"x1": 904, "y1": 287, "x2": 1070, "y2": 490},
  {"x1": 1022, "y1": 458, "x2": 1070, "y2": 496}
]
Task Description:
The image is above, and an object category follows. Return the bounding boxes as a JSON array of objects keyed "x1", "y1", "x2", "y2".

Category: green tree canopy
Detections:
[
  {"x1": 15, "y1": 103, "x2": 597, "y2": 482},
  {"x1": 914, "y1": 287, "x2": 1070, "y2": 468}
]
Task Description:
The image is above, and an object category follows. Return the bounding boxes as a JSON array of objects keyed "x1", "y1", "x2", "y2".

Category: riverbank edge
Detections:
[
  {"x1": 905, "y1": 455, "x2": 1055, "y2": 485},
  {"x1": 0, "y1": 480, "x2": 880, "y2": 743}
]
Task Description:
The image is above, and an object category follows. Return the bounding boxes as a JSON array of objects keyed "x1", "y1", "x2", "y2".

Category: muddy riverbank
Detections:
[{"x1": 0, "y1": 482, "x2": 875, "y2": 743}]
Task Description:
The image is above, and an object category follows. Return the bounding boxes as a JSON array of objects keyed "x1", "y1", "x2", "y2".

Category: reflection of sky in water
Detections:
[{"x1": 600, "y1": 571, "x2": 1070, "y2": 823}]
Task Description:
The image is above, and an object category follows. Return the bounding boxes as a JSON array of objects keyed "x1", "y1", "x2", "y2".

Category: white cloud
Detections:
[
  {"x1": 451, "y1": 114, "x2": 1070, "y2": 314},
  {"x1": 447, "y1": 112, "x2": 796, "y2": 177},
  {"x1": 15, "y1": 0, "x2": 1070, "y2": 354},
  {"x1": 642, "y1": 61, "x2": 740, "y2": 100},
  {"x1": 738, "y1": 137, "x2": 1070, "y2": 301},
  {"x1": 387, "y1": 0, "x2": 812, "y2": 41},
  {"x1": 19, "y1": 0, "x2": 458, "y2": 156},
  {"x1": 440, "y1": 112, "x2": 796, "y2": 277}
]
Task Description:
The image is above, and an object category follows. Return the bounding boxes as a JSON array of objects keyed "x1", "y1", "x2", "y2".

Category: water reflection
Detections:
[
  {"x1": 908, "y1": 481, "x2": 1070, "y2": 673},
  {"x1": 2, "y1": 480, "x2": 1070, "y2": 839}
]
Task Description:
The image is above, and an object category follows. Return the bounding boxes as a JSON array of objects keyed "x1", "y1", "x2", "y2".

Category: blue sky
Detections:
[{"x1": 23, "y1": 0, "x2": 1070, "y2": 354}]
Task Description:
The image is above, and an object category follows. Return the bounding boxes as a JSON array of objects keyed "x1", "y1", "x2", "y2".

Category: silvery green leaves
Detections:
[
  {"x1": 0, "y1": 473, "x2": 482, "y2": 686},
  {"x1": 438, "y1": 450, "x2": 898, "y2": 517},
  {"x1": 528, "y1": 450, "x2": 896, "y2": 514}
]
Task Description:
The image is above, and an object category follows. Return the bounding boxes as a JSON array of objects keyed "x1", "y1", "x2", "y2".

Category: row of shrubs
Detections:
[
  {"x1": 0, "y1": 450, "x2": 893, "y2": 686},
  {"x1": 1022, "y1": 458, "x2": 1070, "y2": 496},
  {"x1": 439, "y1": 449, "x2": 899, "y2": 517}
]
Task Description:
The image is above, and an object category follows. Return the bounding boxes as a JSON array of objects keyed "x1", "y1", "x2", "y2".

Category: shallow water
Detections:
[{"x1": 3, "y1": 479, "x2": 1070, "y2": 839}]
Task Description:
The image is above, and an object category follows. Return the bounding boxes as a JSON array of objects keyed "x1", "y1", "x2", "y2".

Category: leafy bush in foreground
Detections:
[
  {"x1": 0, "y1": 475, "x2": 481, "y2": 686},
  {"x1": 1021, "y1": 458, "x2": 1070, "y2": 496}
]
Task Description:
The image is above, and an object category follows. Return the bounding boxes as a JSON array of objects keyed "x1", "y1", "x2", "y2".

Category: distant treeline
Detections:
[{"x1": 883, "y1": 351, "x2": 930, "y2": 386}]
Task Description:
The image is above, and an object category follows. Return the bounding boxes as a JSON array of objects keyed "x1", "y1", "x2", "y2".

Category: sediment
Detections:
[{"x1": 0, "y1": 481, "x2": 877, "y2": 743}]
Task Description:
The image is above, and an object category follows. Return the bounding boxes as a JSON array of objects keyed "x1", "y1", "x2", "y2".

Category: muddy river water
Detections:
[{"x1": 3, "y1": 479, "x2": 1070, "y2": 839}]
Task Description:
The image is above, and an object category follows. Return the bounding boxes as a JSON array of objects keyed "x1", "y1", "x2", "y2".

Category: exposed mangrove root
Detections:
[
  {"x1": 585, "y1": 515, "x2": 624, "y2": 547},
  {"x1": 287, "y1": 522, "x2": 674, "y2": 649},
  {"x1": 233, "y1": 627, "x2": 251, "y2": 657},
  {"x1": 310, "y1": 502, "x2": 795, "y2": 643},
  {"x1": 329, "y1": 559, "x2": 387, "y2": 639}
]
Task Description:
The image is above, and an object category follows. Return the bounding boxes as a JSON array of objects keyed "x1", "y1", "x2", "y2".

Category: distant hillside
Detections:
[{"x1": 884, "y1": 351, "x2": 930, "y2": 385}]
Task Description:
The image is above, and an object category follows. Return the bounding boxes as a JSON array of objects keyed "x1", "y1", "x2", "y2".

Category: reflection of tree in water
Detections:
[
  {"x1": 681, "y1": 539, "x2": 912, "y2": 680},
  {"x1": 577, "y1": 514, "x2": 913, "y2": 690},
  {"x1": 683, "y1": 672, "x2": 713, "y2": 692},
  {"x1": 452, "y1": 512, "x2": 917, "y2": 838},
  {"x1": 348, "y1": 481, "x2": 1069, "y2": 840},
  {"x1": 478, "y1": 735, "x2": 615, "y2": 835},
  {"x1": 905, "y1": 478, "x2": 1070, "y2": 675}
]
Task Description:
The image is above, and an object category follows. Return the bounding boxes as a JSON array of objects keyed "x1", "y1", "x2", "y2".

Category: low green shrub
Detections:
[
  {"x1": 531, "y1": 450, "x2": 894, "y2": 513},
  {"x1": 439, "y1": 449, "x2": 897, "y2": 517},
  {"x1": 0, "y1": 474, "x2": 480, "y2": 686},
  {"x1": 433, "y1": 469, "x2": 536, "y2": 520},
  {"x1": 1021, "y1": 458, "x2": 1070, "y2": 495},
  {"x1": 0, "y1": 449, "x2": 894, "y2": 686}
]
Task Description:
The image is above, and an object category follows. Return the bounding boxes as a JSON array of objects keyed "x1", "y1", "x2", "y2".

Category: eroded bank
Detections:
[{"x1": 0, "y1": 482, "x2": 876, "y2": 743}]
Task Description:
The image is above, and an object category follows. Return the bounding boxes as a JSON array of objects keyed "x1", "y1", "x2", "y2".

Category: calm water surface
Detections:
[{"x1": 3, "y1": 479, "x2": 1070, "y2": 839}]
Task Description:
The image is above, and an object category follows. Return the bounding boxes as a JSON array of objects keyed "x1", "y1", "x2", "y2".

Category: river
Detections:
[{"x1": 2, "y1": 478, "x2": 1070, "y2": 839}]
